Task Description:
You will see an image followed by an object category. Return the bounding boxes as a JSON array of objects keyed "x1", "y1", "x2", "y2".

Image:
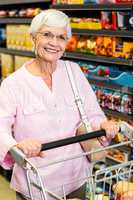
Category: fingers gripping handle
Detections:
[{"x1": 41, "y1": 130, "x2": 106, "y2": 151}]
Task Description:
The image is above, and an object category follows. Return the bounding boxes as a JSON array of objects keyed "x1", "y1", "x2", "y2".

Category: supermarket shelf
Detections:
[
  {"x1": 0, "y1": 0, "x2": 50, "y2": 5},
  {"x1": 89, "y1": 79, "x2": 133, "y2": 95},
  {"x1": 0, "y1": 18, "x2": 133, "y2": 38},
  {"x1": 51, "y1": 3, "x2": 133, "y2": 11},
  {"x1": 103, "y1": 108, "x2": 133, "y2": 121},
  {"x1": 72, "y1": 29, "x2": 133, "y2": 38},
  {"x1": 0, "y1": 17, "x2": 32, "y2": 24},
  {"x1": 64, "y1": 52, "x2": 133, "y2": 66},
  {"x1": 0, "y1": 18, "x2": 132, "y2": 38},
  {"x1": 0, "y1": 48, "x2": 132, "y2": 66},
  {"x1": 0, "y1": 47, "x2": 34, "y2": 57}
]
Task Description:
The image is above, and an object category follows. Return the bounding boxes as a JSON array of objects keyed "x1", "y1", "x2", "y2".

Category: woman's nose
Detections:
[{"x1": 50, "y1": 35, "x2": 58, "y2": 45}]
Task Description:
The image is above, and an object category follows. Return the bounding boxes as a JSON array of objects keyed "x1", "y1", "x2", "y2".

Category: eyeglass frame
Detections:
[{"x1": 36, "y1": 31, "x2": 69, "y2": 43}]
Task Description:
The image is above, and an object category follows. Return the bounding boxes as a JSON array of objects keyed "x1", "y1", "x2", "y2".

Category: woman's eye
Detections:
[
  {"x1": 59, "y1": 35, "x2": 67, "y2": 41},
  {"x1": 43, "y1": 32, "x2": 51, "y2": 37}
]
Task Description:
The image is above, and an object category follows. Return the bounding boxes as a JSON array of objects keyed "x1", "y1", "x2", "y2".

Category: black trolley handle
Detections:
[
  {"x1": 41, "y1": 129, "x2": 106, "y2": 151},
  {"x1": 10, "y1": 130, "x2": 106, "y2": 167}
]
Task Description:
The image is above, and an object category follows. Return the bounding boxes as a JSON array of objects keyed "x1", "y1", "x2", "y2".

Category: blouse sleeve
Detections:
[{"x1": 0, "y1": 80, "x2": 17, "y2": 169}]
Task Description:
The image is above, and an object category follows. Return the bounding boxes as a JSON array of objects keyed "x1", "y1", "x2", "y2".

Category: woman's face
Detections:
[{"x1": 33, "y1": 25, "x2": 68, "y2": 63}]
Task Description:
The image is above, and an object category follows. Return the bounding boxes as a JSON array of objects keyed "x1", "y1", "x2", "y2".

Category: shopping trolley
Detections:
[{"x1": 10, "y1": 121, "x2": 133, "y2": 200}]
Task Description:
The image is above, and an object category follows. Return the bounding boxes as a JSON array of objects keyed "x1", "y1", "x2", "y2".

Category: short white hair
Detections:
[{"x1": 29, "y1": 9, "x2": 72, "y2": 39}]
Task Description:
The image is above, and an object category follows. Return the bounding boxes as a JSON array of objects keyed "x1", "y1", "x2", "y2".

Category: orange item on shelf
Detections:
[
  {"x1": 95, "y1": 36, "x2": 113, "y2": 56},
  {"x1": 123, "y1": 42, "x2": 133, "y2": 59},
  {"x1": 66, "y1": 35, "x2": 78, "y2": 51}
]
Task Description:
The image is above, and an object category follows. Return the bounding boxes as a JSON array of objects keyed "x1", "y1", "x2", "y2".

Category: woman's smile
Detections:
[{"x1": 44, "y1": 47, "x2": 60, "y2": 53}]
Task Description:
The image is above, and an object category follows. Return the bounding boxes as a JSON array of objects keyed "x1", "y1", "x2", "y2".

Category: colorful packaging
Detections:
[
  {"x1": 101, "y1": 11, "x2": 117, "y2": 30},
  {"x1": 117, "y1": 12, "x2": 130, "y2": 30},
  {"x1": 111, "y1": 92, "x2": 122, "y2": 112},
  {"x1": 0, "y1": 28, "x2": 6, "y2": 47},
  {"x1": 121, "y1": 94, "x2": 132, "y2": 114},
  {"x1": 14, "y1": 56, "x2": 32, "y2": 71},
  {"x1": 6, "y1": 25, "x2": 33, "y2": 51},
  {"x1": 1, "y1": 53, "x2": 14, "y2": 78},
  {"x1": 104, "y1": 90, "x2": 113, "y2": 109},
  {"x1": 129, "y1": 7, "x2": 133, "y2": 29}
]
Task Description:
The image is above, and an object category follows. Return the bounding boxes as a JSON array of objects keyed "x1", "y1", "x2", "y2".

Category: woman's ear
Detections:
[
  {"x1": 31, "y1": 33, "x2": 36, "y2": 42},
  {"x1": 30, "y1": 34, "x2": 36, "y2": 52}
]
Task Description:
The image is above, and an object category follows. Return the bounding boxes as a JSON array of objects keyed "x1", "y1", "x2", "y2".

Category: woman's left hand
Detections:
[{"x1": 100, "y1": 120, "x2": 119, "y2": 140}]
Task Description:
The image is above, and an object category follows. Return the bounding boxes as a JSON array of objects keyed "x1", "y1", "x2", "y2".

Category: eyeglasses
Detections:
[{"x1": 37, "y1": 31, "x2": 68, "y2": 43}]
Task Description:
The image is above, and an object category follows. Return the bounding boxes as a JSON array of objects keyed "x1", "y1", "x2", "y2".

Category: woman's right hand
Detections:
[{"x1": 16, "y1": 138, "x2": 42, "y2": 158}]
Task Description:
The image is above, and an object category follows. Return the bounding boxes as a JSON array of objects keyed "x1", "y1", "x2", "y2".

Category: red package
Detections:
[{"x1": 116, "y1": 0, "x2": 133, "y2": 3}]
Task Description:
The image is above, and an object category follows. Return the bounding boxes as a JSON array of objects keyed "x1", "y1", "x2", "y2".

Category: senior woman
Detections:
[{"x1": 0, "y1": 9, "x2": 119, "y2": 200}]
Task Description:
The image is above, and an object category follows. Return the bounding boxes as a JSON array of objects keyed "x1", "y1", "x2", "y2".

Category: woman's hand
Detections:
[
  {"x1": 100, "y1": 120, "x2": 119, "y2": 141},
  {"x1": 16, "y1": 138, "x2": 42, "y2": 158}
]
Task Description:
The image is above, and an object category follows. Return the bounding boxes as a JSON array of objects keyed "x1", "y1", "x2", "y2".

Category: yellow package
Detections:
[
  {"x1": 14, "y1": 56, "x2": 32, "y2": 71},
  {"x1": 123, "y1": 42, "x2": 133, "y2": 59},
  {"x1": 68, "y1": 0, "x2": 83, "y2": 4},
  {"x1": 1, "y1": 53, "x2": 14, "y2": 78}
]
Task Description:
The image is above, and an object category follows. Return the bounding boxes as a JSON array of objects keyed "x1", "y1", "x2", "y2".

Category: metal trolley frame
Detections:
[{"x1": 10, "y1": 123, "x2": 133, "y2": 200}]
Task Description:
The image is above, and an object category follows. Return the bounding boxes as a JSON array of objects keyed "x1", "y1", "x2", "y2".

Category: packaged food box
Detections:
[{"x1": 1, "y1": 53, "x2": 14, "y2": 78}]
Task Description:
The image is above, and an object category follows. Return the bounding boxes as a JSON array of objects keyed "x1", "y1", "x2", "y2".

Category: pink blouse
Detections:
[{"x1": 0, "y1": 60, "x2": 107, "y2": 199}]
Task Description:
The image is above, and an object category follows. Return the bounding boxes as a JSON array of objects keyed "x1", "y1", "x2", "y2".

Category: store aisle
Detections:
[{"x1": 0, "y1": 175, "x2": 15, "y2": 200}]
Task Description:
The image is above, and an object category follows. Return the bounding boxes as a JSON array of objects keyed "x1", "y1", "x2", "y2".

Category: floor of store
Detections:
[{"x1": 0, "y1": 175, "x2": 15, "y2": 200}]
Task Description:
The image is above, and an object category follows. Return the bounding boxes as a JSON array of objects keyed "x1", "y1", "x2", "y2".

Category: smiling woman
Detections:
[
  {"x1": 0, "y1": 8, "x2": 119, "y2": 200},
  {"x1": 32, "y1": 25, "x2": 68, "y2": 64},
  {"x1": 26, "y1": 10, "x2": 72, "y2": 90},
  {"x1": 29, "y1": 9, "x2": 71, "y2": 65}
]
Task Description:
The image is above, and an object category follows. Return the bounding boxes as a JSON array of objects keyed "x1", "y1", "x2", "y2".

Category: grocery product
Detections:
[
  {"x1": 6, "y1": 25, "x2": 33, "y2": 51},
  {"x1": 101, "y1": 11, "x2": 117, "y2": 30},
  {"x1": 107, "y1": 149, "x2": 128, "y2": 162},
  {"x1": 0, "y1": 10, "x2": 7, "y2": 17},
  {"x1": 0, "y1": 28, "x2": 6, "y2": 47},
  {"x1": 0, "y1": 53, "x2": 14, "y2": 78},
  {"x1": 14, "y1": 56, "x2": 32, "y2": 71},
  {"x1": 117, "y1": 11, "x2": 130, "y2": 30},
  {"x1": 121, "y1": 94, "x2": 132, "y2": 114},
  {"x1": 70, "y1": 17, "x2": 102, "y2": 30},
  {"x1": 113, "y1": 181, "x2": 133, "y2": 194},
  {"x1": 66, "y1": 35, "x2": 78, "y2": 51}
]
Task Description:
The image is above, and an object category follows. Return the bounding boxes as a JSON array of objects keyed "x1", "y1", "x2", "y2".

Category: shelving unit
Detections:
[
  {"x1": 89, "y1": 79, "x2": 133, "y2": 96},
  {"x1": 0, "y1": 17, "x2": 32, "y2": 24},
  {"x1": 51, "y1": 3, "x2": 133, "y2": 11},
  {"x1": 0, "y1": 17, "x2": 133, "y2": 38},
  {"x1": 0, "y1": 47, "x2": 132, "y2": 66},
  {"x1": 0, "y1": 47, "x2": 34, "y2": 57},
  {"x1": 102, "y1": 108, "x2": 133, "y2": 121},
  {"x1": 72, "y1": 29, "x2": 133, "y2": 38},
  {"x1": 64, "y1": 52, "x2": 133, "y2": 66},
  {"x1": 0, "y1": 0, "x2": 50, "y2": 5}
]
